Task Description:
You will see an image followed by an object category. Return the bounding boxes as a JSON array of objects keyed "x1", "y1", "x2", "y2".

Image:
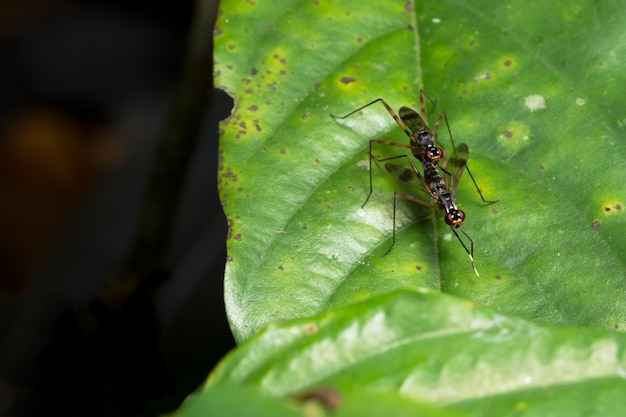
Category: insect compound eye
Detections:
[
  {"x1": 444, "y1": 210, "x2": 465, "y2": 228},
  {"x1": 424, "y1": 147, "x2": 444, "y2": 163}
]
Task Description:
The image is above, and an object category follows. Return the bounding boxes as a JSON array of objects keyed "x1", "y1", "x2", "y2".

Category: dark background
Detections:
[{"x1": 0, "y1": 1, "x2": 235, "y2": 415}]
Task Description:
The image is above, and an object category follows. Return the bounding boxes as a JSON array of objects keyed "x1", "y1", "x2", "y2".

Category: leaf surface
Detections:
[
  {"x1": 215, "y1": 0, "x2": 626, "y2": 343},
  {"x1": 199, "y1": 291, "x2": 626, "y2": 416}
]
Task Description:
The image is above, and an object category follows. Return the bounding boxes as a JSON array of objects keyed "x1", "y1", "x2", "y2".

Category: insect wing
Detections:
[
  {"x1": 399, "y1": 106, "x2": 426, "y2": 135},
  {"x1": 447, "y1": 143, "x2": 469, "y2": 193},
  {"x1": 384, "y1": 163, "x2": 431, "y2": 197}
]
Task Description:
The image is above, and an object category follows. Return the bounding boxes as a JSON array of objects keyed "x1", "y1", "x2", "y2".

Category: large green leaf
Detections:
[
  {"x1": 190, "y1": 291, "x2": 626, "y2": 416},
  {"x1": 215, "y1": 0, "x2": 626, "y2": 343}
]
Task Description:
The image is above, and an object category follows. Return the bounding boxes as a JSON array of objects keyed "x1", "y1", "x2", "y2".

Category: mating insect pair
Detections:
[{"x1": 331, "y1": 90, "x2": 497, "y2": 275}]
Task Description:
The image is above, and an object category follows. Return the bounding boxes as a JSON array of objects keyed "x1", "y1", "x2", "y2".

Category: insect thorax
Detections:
[{"x1": 415, "y1": 130, "x2": 434, "y2": 149}]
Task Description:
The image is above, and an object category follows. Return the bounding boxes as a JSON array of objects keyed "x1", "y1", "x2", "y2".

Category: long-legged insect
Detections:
[
  {"x1": 381, "y1": 144, "x2": 480, "y2": 275},
  {"x1": 330, "y1": 90, "x2": 496, "y2": 207},
  {"x1": 331, "y1": 90, "x2": 497, "y2": 274}
]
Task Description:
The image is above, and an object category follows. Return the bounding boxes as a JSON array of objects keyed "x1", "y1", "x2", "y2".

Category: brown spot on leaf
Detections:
[
  {"x1": 504, "y1": 59, "x2": 511, "y2": 67},
  {"x1": 504, "y1": 130, "x2": 513, "y2": 138},
  {"x1": 302, "y1": 323, "x2": 319, "y2": 336},
  {"x1": 278, "y1": 265, "x2": 284, "y2": 271},
  {"x1": 226, "y1": 219, "x2": 233, "y2": 239},
  {"x1": 591, "y1": 221, "x2": 600, "y2": 229},
  {"x1": 293, "y1": 387, "x2": 340, "y2": 411},
  {"x1": 340, "y1": 76, "x2": 356, "y2": 84},
  {"x1": 248, "y1": 105, "x2": 258, "y2": 111},
  {"x1": 222, "y1": 168, "x2": 238, "y2": 182},
  {"x1": 234, "y1": 234, "x2": 241, "y2": 241}
]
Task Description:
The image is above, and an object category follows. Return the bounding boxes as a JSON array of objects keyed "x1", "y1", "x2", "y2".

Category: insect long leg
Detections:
[
  {"x1": 418, "y1": 90, "x2": 446, "y2": 140},
  {"x1": 459, "y1": 162, "x2": 498, "y2": 204},
  {"x1": 378, "y1": 157, "x2": 436, "y2": 258},
  {"x1": 330, "y1": 98, "x2": 413, "y2": 139},
  {"x1": 420, "y1": 89, "x2": 439, "y2": 112},
  {"x1": 452, "y1": 227, "x2": 479, "y2": 276},
  {"x1": 382, "y1": 190, "x2": 436, "y2": 258}
]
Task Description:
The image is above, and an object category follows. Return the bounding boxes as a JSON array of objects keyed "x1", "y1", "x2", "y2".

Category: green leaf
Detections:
[
  {"x1": 203, "y1": 291, "x2": 626, "y2": 416},
  {"x1": 173, "y1": 383, "x2": 466, "y2": 417},
  {"x1": 215, "y1": 0, "x2": 626, "y2": 343},
  {"x1": 172, "y1": 385, "x2": 302, "y2": 417}
]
